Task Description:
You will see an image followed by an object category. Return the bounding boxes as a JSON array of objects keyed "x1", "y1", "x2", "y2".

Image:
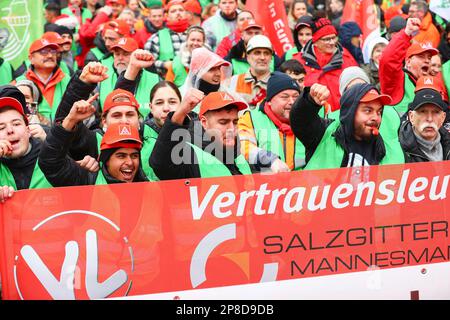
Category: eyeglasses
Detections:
[
  {"x1": 319, "y1": 36, "x2": 337, "y2": 43},
  {"x1": 38, "y1": 48, "x2": 58, "y2": 56}
]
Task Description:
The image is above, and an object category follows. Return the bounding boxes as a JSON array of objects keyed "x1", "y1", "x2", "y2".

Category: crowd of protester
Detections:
[{"x1": 0, "y1": 0, "x2": 449, "y2": 203}]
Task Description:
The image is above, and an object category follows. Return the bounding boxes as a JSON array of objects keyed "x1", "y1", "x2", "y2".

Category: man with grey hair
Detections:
[
  {"x1": 399, "y1": 86, "x2": 450, "y2": 162},
  {"x1": 408, "y1": 0, "x2": 440, "y2": 47}
]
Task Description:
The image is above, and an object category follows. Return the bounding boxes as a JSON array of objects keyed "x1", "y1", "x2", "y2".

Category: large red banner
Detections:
[
  {"x1": 246, "y1": 0, "x2": 294, "y2": 56},
  {"x1": 0, "y1": 162, "x2": 449, "y2": 299}
]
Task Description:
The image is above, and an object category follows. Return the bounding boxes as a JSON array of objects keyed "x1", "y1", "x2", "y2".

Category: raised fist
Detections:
[
  {"x1": 180, "y1": 88, "x2": 205, "y2": 114},
  {"x1": 130, "y1": 49, "x2": 155, "y2": 69},
  {"x1": 405, "y1": 18, "x2": 421, "y2": 37},
  {"x1": 80, "y1": 62, "x2": 109, "y2": 84},
  {"x1": 64, "y1": 93, "x2": 99, "y2": 130},
  {"x1": 309, "y1": 84, "x2": 330, "y2": 106}
]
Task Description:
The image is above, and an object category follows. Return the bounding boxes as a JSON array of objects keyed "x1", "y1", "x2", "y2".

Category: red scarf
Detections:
[
  {"x1": 314, "y1": 48, "x2": 333, "y2": 68},
  {"x1": 166, "y1": 19, "x2": 190, "y2": 33},
  {"x1": 264, "y1": 103, "x2": 293, "y2": 136}
]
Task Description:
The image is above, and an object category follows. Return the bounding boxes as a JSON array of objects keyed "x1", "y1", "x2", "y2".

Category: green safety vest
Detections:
[
  {"x1": 231, "y1": 57, "x2": 275, "y2": 75},
  {"x1": 171, "y1": 55, "x2": 188, "y2": 87},
  {"x1": 94, "y1": 168, "x2": 108, "y2": 185},
  {"x1": 16, "y1": 72, "x2": 70, "y2": 123},
  {"x1": 443, "y1": 61, "x2": 450, "y2": 97},
  {"x1": 188, "y1": 143, "x2": 252, "y2": 178},
  {"x1": 0, "y1": 59, "x2": 13, "y2": 85},
  {"x1": 140, "y1": 125, "x2": 159, "y2": 181},
  {"x1": 0, "y1": 161, "x2": 53, "y2": 190},
  {"x1": 246, "y1": 109, "x2": 306, "y2": 170},
  {"x1": 304, "y1": 120, "x2": 405, "y2": 170},
  {"x1": 99, "y1": 66, "x2": 159, "y2": 119},
  {"x1": 90, "y1": 47, "x2": 106, "y2": 61},
  {"x1": 211, "y1": 16, "x2": 232, "y2": 50},
  {"x1": 158, "y1": 28, "x2": 175, "y2": 61},
  {"x1": 387, "y1": 73, "x2": 416, "y2": 117},
  {"x1": 285, "y1": 47, "x2": 299, "y2": 61}
]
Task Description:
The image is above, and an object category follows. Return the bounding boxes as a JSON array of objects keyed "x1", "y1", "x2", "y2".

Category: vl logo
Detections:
[
  {"x1": 14, "y1": 210, "x2": 134, "y2": 300},
  {"x1": 0, "y1": 0, "x2": 31, "y2": 60}
]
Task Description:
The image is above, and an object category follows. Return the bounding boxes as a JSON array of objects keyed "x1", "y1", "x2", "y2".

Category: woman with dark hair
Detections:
[{"x1": 288, "y1": 0, "x2": 311, "y2": 31}]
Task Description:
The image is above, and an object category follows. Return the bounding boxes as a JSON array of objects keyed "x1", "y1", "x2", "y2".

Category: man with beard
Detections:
[
  {"x1": 379, "y1": 17, "x2": 439, "y2": 117},
  {"x1": 150, "y1": 91, "x2": 252, "y2": 179},
  {"x1": 290, "y1": 83, "x2": 405, "y2": 169},
  {"x1": 97, "y1": 37, "x2": 160, "y2": 118},
  {"x1": 399, "y1": 86, "x2": 450, "y2": 162},
  {"x1": 144, "y1": 0, "x2": 189, "y2": 76},
  {"x1": 202, "y1": 0, "x2": 239, "y2": 51}
]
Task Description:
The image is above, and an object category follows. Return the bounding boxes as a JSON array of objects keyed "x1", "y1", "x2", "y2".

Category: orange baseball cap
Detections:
[
  {"x1": 360, "y1": 88, "x2": 392, "y2": 105},
  {"x1": 242, "y1": 20, "x2": 263, "y2": 32},
  {"x1": 165, "y1": 0, "x2": 185, "y2": 11},
  {"x1": 110, "y1": 37, "x2": 139, "y2": 53},
  {"x1": 406, "y1": 42, "x2": 439, "y2": 59},
  {"x1": 100, "y1": 123, "x2": 142, "y2": 151},
  {"x1": 0, "y1": 97, "x2": 28, "y2": 124},
  {"x1": 101, "y1": 19, "x2": 131, "y2": 37},
  {"x1": 42, "y1": 31, "x2": 69, "y2": 46},
  {"x1": 103, "y1": 89, "x2": 140, "y2": 114},
  {"x1": 29, "y1": 38, "x2": 59, "y2": 54},
  {"x1": 199, "y1": 91, "x2": 248, "y2": 117}
]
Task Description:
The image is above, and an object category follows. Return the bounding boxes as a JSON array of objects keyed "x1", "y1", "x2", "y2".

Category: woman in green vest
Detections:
[{"x1": 165, "y1": 25, "x2": 207, "y2": 88}]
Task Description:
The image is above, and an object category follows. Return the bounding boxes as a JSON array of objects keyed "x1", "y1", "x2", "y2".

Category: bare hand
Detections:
[
  {"x1": 309, "y1": 84, "x2": 330, "y2": 106},
  {"x1": 405, "y1": 18, "x2": 421, "y2": 36},
  {"x1": 163, "y1": 61, "x2": 172, "y2": 71},
  {"x1": 270, "y1": 158, "x2": 290, "y2": 173},
  {"x1": 80, "y1": 62, "x2": 109, "y2": 84},
  {"x1": 76, "y1": 155, "x2": 100, "y2": 173},
  {"x1": 0, "y1": 140, "x2": 12, "y2": 158},
  {"x1": 29, "y1": 124, "x2": 47, "y2": 142},
  {"x1": 63, "y1": 93, "x2": 99, "y2": 131},
  {"x1": 180, "y1": 88, "x2": 205, "y2": 114},
  {"x1": 130, "y1": 49, "x2": 155, "y2": 69},
  {"x1": 98, "y1": 5, "x2": 113, "y2": 16},
  {"x1": 0, "y1": 185, "x2": 14, "y2": 203}
]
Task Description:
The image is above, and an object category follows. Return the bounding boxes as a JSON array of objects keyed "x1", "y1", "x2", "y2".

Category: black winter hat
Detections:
[
  {"x1": 388, "y1": 16, "x2": 407, "y2": 34},
  {"x1": 266, "y1": 72, "x2": 300, "y2": 102}
]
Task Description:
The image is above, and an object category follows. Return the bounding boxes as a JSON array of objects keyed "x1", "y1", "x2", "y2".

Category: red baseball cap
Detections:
[
  {"x1": 184, "y1": 0, "x2": 202, "y2": 15},
  {"x1": 406, "y1": 42, "x2": 439, "y2": 59},
  {"x1": 360, "y1": 88, "x2": 392, "y2": 105},
  {"x1": 199, "y1": 92, "x2": 248, "y2": 117},
  {"x1": 101, "y1": 19, "x2": 131, "y2": 37},
  {"x1": 100, "y1": 123, "x2": 142, "y2": 151},
  {"x1": 103, "y1": 89, "x2": 140, "y2": 115},
  {"x1": 29, "y1": 38, "x2": 59, "y2": 54},
  {"x1": 42, "y1": 31, "x2": 70, "y2": 46},
  {"x1": 0, "y1": 97, "x2": 28, "y2": 125},
  {"x1": 242, "y1": 20, "x2": 263, "y2": 32},
  {"x1": 106, "y1": 0, "x2": 127, "y2": 5},
  {"x1": 111, "y1": 37, "x2": 139, "y2": 53},
  {"x1": 165, "y1": 0, "x2": 185, "y2": 11}
]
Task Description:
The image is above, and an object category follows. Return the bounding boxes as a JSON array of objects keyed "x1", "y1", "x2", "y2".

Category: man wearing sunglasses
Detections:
[{"x1": 14, "y1": 38, "x2": 70, "y2": 125}]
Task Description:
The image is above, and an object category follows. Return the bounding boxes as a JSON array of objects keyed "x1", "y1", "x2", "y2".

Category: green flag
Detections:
[{"x1": 0, "y1": 0, "x2": 44, "y2": 70}]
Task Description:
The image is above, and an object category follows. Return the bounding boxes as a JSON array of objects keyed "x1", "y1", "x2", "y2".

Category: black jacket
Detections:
[
  {"x1": 399, "y1": 121, "x2": 450, "y2": 162},
  {"x1": 290, "y1": 84, "x2": 388, "y2": 167},
  {"x1": 38, "y1": 124, "x2": 148, "y2": 186},
  {"x1": 0, "y1": 138, "x2": 42, "y2": 190},
  {"x1": 149, "y1": 112, "x2": 244, "y2": 180}
]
